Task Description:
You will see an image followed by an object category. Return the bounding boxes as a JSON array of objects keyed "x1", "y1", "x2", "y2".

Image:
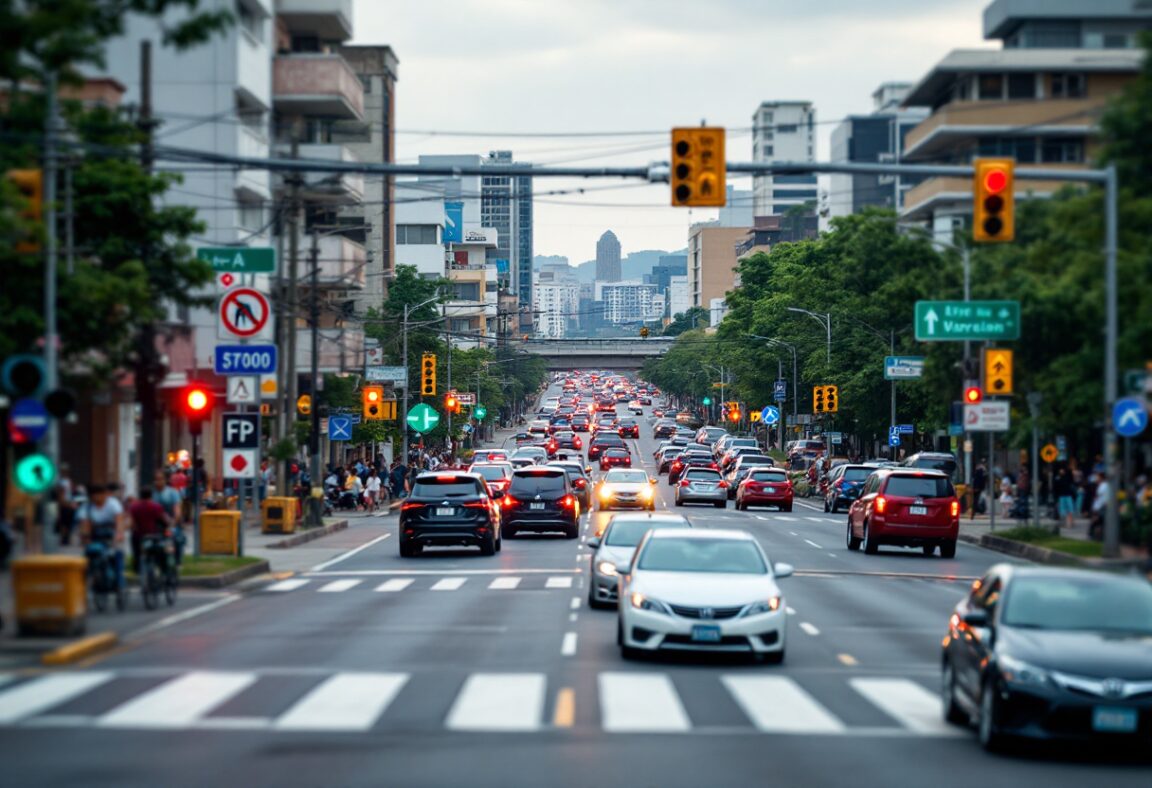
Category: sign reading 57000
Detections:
[{"x1": 915, "y1": 300, "x2": 1020, "y2": 342}]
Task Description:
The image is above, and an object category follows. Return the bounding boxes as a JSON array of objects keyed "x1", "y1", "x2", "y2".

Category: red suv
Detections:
[
  {"x1": 846, "y1": 469, "x2": 959, "y2": 558},
  {"x1": 735, "y1": 468, "x2": 793, "y2": 512}
]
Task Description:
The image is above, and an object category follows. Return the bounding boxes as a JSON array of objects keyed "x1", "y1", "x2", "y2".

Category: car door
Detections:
[
  {"x1": 953, "y1": 573, "x2": 1003, "y2": 701},
  {"x1": 851, "y1": 474, "x2": 880, "y2": 534}
]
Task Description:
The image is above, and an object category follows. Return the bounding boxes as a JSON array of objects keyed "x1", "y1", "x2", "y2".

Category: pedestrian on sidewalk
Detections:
[
  {"x1": 1054, "y1": 466, "x2": 1075, "y2": 530},
  {"x1": 364, "y1": 470, "x2": 382, "y2": 513},
  {"x1": 971, "y1": 460, "x2": 987, "y2": 519},
  {"x1": 390, "y1": 459, "x2": 408, "y2": 500}
]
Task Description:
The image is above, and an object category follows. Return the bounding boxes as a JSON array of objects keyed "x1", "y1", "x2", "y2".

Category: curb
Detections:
[
  {"x1": 965, "y1": 533, "x2": 1149, "y2": 571},
  {"x1": 182, "y1": 559, "x2": 271, "y2": 589},
  {"x1": 264, "y1": 519, "x2": 349, "y2": 549},
  {"x1": 41, "y1": 632, "x2": 119, "y2": 666}
]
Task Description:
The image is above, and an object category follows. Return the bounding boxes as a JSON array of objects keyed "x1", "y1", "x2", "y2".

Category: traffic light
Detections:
[
  {"x1": 363, "y1": 385, "x2": 385, "y2": 420},
  {"x1": 813, "y1": 386, "x2": 826, "y2": 413},
  {"x1": 1, "y1": 354, "x2": 45, "y2": 398},
  {"x1": 824, "y1": 385, "x2": 839, "y2": 413},
  {"x1": 182, "y1": 383, "x2": 215, "y2": 436},
  {"x1": 297, "y1": 394, "x2": 312, "y2": 416},
  {"x1": 639, "y1": 326, "x2": 650, "y2": 338},
  {"x1": 702, "y1": 396, "x2": 712, "y2": 406},
  {"x1": 964, "y1": 386, "x2": 983, "y2": 405},
  {"x1": 670, "y1": 127, "x2": 726, "y2": 207},
  {"x1": 421, "y1": 353, "x2": 437, "y2": 396},
  {"x1": 728, "y1": 407, "x2": 741, "y2": 423},
  {"x1": 445, "y1": 392, "x2": 459, "y2": 414},
  {"x1": 474, "y1": 405, "x2": 488, "y2": 420},
  {"x1": 973, "y1": 158, "x2": 1014, "y2": 243},
  {"x1": 6, "y1": 169, "x2": 43, "y2": 253}
]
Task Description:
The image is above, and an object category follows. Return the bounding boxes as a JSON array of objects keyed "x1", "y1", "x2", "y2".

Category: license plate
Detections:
[
  {"x1": 765, "y1": 486, "x2": 776, "y2": 494},
  {"x1": 910, "y1": 505, "x2": 927, "y2": 515},
  {"x1": 436, "y1": 507, "x2": 455, "y2": 516},
  {"x1": 1093, "y1": 706, "x2": 1138, "y2": 733},
  {"x1": 530, "y1": 502, "x2": 546, "y2": 510},
  {"x1": 691, "y1": 625, "x2": 722, "y2": 643}
]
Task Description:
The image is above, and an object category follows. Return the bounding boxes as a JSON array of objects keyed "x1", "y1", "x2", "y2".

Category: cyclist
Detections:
[
  {"x1": 153, "y1": 471, "x2": 185, "y2": 564},
  {"x1": 78, "y1": 483, "x2": 126, "y2": 592},
  {"x1": 128, "y1": 487, "x2": 171, "y2": 577}
]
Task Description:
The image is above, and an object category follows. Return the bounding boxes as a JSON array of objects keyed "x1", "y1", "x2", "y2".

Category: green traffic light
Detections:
[
  {"x1": 474, "y1": 405, "x2": 488, "y2": 420},
  {"x1": 702, "y1": 397, "x2": 712, "y2": 406},
  {"x1": 14, "y1": 452, "x2": 56, "y2": 495}
]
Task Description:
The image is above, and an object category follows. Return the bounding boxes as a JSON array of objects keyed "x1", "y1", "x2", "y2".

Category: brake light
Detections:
[
  {"x1": 950, "y1": 500, "x2": 960, "y2": 517},
  {"x1": 679, "y1": 479, "x2": 690, "y2": 487},
  {"x1": 435, "y1": 475, "x2": 458, "y2": 482},
  {"x1": 573, "y1": 478, "x2": 587, "y2": 489},
  {"x1": 875, "y1": 496, "x2": 887, "y2": 514},
  {"x1": 574, "y1": 438, "x2": 582, "y2": 448},
  {"x1": 463, "y1": 501, "x2": 489, "y2": 509},
  {"x1": 561, "y1": 495, "x2": 576, "y2": 508},
  {"x1": 502, "y1": 496, "x2": 519, "y2": 508},
  {"x1": 710, "y1": 463, "x2": 719, "y2": 470},
  {"x1": 401, "y1": 501, "x2": 423, "y2": 511}
]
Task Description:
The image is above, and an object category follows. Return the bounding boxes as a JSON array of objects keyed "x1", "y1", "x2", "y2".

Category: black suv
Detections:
[
  {"x1": 399, "y1": 473, "x2": 503, "y2": 557},
  {"x1": 588, "y1": 433, "x2": 626, "y2": 461},
  {"x1": 502, "y1": 468, "x2": 580, "y2": 538}
]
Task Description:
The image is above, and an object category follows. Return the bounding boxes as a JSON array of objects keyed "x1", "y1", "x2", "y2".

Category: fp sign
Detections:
[{"x1": 222, "y1": 412, "x2": 260, "y2": 479}]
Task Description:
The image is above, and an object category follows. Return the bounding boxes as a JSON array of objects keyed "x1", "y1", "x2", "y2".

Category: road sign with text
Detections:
[
  {"x1": 198, "y1": 247, "x2": 276, "y2": 273},
  {"x1": 964, "y1": 401, "x2": 1011, "y2": 432},
  {"x1": 914, "y1": 301, "x2": 1020, "y2": 341},
  {"x1": 884, "y1": 356, "x2": 925, "y2": 380}
]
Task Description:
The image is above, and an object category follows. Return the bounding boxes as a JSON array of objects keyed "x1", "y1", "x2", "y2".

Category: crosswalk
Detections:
[
  {"x1": 0, "y1": 669, "x2": 959, "y2": 738},
  {"x1": 264, "y1": 575, "x2": 578, "y2": 595}
]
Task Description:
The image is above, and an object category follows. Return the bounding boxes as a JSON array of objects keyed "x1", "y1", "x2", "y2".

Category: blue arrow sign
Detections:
[
  {"x1": 328, "y1": 415, "x2": 353, "y2": 442},
  {"x1": 1113, "y1": 397, "x2": 1148, "y2": 438},
  {"x1": 9, "y1": 398, "x2": 50, "y2": 443},
  {"x1": 761, "y1": 405, "x2": 780, "y2": 426}
]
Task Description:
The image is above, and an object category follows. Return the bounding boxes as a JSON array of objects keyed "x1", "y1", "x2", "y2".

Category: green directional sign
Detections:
[
  {"x1": 473, "y1": 404, "x2": 488, "y2": 420},
  {"x1": 915, "y1": 300, "x2": 1020, "y2": 342},
  {"x1": 14, "y1": 453, "x2": 56, "y2": 495},
  {"x1": 406, "y1": 403, "x2": 440, "y2": 434},
  {"x1": 198, "y1": 247, "x2": 276, "y2": 273}
]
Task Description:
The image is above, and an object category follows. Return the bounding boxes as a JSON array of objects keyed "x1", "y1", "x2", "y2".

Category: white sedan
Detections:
[
  {"x1": 615, "y1": 529, "x2": 793, "y2": 663},
  {"x1": 598, "y1": 468, "x2": 656, "y2": 511}
]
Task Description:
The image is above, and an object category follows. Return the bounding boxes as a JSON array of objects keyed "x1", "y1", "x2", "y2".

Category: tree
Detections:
[{"x1": 662, "y1": 307, "x2": 709, "y2": 337}]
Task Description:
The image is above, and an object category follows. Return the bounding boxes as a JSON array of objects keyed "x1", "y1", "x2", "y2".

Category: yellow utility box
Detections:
[
  {"x1": 12, "y1": 555, "x2": 88, "y2": 636},
  {"x1": 199, "y1": 510, "x2": 242, "y2": 556},
  {"x1": 262, "y1": 496, "x2": 299, "y2": 534}
]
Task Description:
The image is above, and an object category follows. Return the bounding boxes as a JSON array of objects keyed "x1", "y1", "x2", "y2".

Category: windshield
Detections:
[
  {"x1": 411, "y1": 479, "x2": 483, "y2": 498},
  {"x1": 684, "y1": 469, "x2": 721, "y2": 481},
  {"x1": 1001, "y1": 576, "x2": 1152, "y2": 634},
  {"x1": 606, "y1": 519, "x2": 691, "y2": 546},
  {"x1": 750, "y1": 471, "x2": 788, "y2": 482},
  {"x1": 884, "y1": 475, "x2": 954, "y2": 498},
  {"x1": 606, "y1": 470, "x2": 648, "y2": 483},
  {"x1": 908, "y1": 456, "x2": 958, "y2": 478},
  {"x1": 509, "y1": 472, "x2": 566, "y2": 494},
  {"x1": 842, "y1": 467, "x2": 874, "y2": 482},
  {"x1": 638, "y1": 538, "x2": 767, "y2": 574},
  {"x1": 471, "y1": 466, "x2": 508, "y2": 481}
]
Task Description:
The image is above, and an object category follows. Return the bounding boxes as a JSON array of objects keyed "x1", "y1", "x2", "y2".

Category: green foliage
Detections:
[{"x1": 662, "y1": 307, "x2": 709, "y2": 336}]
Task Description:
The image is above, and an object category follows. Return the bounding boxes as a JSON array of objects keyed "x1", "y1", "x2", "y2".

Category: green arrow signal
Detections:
[
  {"x1": 14, "y1": 452, "x2": 56, "y2": 495},
  {"x1": 474, "y1": 405, "x2": 488, "y2": 420}
]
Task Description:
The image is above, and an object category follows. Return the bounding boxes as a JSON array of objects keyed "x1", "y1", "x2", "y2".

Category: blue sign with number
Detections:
[
  {"x1": 214, "y1": 344, "x2": 278, "y2": 375},
  {"x1": 888, "y1": 435, "x2": 901, "y2": 447},
  {"x1": 328, "y1": 415, "x2": 352, "y2": 442}
]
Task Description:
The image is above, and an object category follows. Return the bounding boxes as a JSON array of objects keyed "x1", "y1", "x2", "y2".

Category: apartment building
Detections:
[
  {"x1": 687, "y1": 224, "x2": 747, "y2": 312},
  {"x1": 596, "y1": 281, "x2": 663, "y2": 325},
  {"x1": 482, "y1": 151, "x2": 533, "y2": 310},
  {"x1": 534, "y1": 272, "x2": 581, "y2": 339},
  {"x1": 751, "y1": 101, "x2": 818, "y2": 217}
]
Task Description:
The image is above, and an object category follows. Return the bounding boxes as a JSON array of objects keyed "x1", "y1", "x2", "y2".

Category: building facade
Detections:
[
  {"x1": 533, "y1": 272, "x2": 581, "y2": 339},
  {"x1": 482, "y1": 150, "x2": 533, "y2": 310},
  {"x1": 687, "y1": 224, "x2": 747, "y2": 310},
  {"x1": 751, "y1": 101, "x2": 818, "y2": 216},
  {"x1": 595, "y1": 281, "x2": 662, "y2": 325},
  {"x1": 595, "y1": 230, "x2": 622, "y2": 282}
]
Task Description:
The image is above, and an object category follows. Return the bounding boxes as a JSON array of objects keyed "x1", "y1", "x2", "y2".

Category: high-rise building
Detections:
[
  {"x1": 595, "y1": 230, "x2": 622, "y2": 282},
  {"x1": 687, "y1": 224, "x2": 747, "y2": 310},
  {"x1": 596, "y1": 281, "x2": 662, "y2": 325},
  {"x1": 667, "y1": 276, "x2": 691, "y2": 321},
  {"x1": 533, "y1": 270, "x2": 581, "y2": 339},
  {"x1": 482, "y1": 151, "x2": 533, "y2": 309},
  {"x1": 751, "y1": 101, "x2": 818, "y2": 217}
]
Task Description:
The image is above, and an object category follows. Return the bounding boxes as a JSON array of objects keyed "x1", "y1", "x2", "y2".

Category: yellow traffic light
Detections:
[
  {"x1": 973, "y1": 158, "x2": 1015, "y2": 243},
  {"x1": 421, "y1": 353, "x2": 437, "y2": 396},
  {"x1": 984, "y1": 348, "x2": 1013, "y2": 395},
  {"x1": 297, "y1": 394, "x2": 312, "y2": 416},
  {"x1": 445, "y1": 393, "x2": 458, "y2": 414},
  {"x1": 362, "y1": 385, "x2": 384, "y2": 420},
  {"x1": 670, "y1": 127, "x2": 726, "y2": 208},
  {"x1": 7, "y1": 168, "x2": 43, "y2": 253},
  {"x1": 639, "y1": 326, "x2": 650, "y2": 338},
  {"x1": 813, "y1": 386, "x2": 825, "y2": 413},
  {"x1": 824, "y1": 385, "x2": 839, "y2": 413}
]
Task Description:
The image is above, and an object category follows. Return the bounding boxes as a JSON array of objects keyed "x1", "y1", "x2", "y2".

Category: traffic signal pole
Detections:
[
  {"x1": 307, "y1": 231, "x2": 322, "y2": 527},
  {"x1": 42, "y1": 71, "x2": 60, "y2": 551}
]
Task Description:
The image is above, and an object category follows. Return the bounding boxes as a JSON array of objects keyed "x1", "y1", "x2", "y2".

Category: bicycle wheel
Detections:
[
  {"x1": 164, "y1": 566, "x2": 179, "y2": 606},
  {"x1": 141, "y1": 558, "x2": 159, "y2": 610}
]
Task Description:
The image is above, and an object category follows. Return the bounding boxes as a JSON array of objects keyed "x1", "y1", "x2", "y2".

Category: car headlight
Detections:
[
  {"x1": 744, "y1": 596, "x2": 782, "y2": 616},
  {"x1": 599, "y1": 485, "x2": 614, "y2": 499},
  {"x1": 630, "y1": 592, "x2": 669, "y2": 614},
  {"x1": 596, "y1": 560, "x2": 618, "y2": 577},
  {"x1": 639, "y1": 486, "x2": 653, "y2": 500},
  {"x1": 998, "y1": 654, "x2": 1051, "y2": 686}
]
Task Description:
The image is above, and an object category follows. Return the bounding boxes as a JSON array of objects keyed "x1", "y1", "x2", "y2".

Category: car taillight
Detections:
[
  {"x1": 502, "y1": 496, "x2": 519, "y2": 508},
  {"x1": 950, "y1": 500, "x2": 960, "y2": 517},
  {"x1": 710, "y1": 462, "x2": 719, "y2": 470},
  {"x1": 574, "y1": 478, "x2": 587, "y2": 489},
  {"x1": 464, "y1": 501, "x2": 489, "y2": 509},
  {"x1": 718, "y1": 481, "x2": 728, "y2": 488},
  {"x1": 561, "y1": 495, "x2": 576, "y2": 508},
  {"x1": 400, "y1": 501, "x2": 423, "y2": 512},
  {"x1": 574, "y1": 438, "x2": 582, "y2": 448},
  {"x1": 875, "y1": 496, "x2": 887, "y2": 514},
  {"x1": 679, "y1": 479, "x2": 690, "y2": 487}
]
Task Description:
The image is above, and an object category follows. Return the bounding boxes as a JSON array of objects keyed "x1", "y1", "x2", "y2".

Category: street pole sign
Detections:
[
  {"x1": 761, "y1": 405, "x2": 780, "y2": 426},
  {"x1": 964, "y1": 401, "x2": 1011, "y2": 432},
  {"x1": 914, "y1": 301, "x2": 1020, "y2": 341},
  {"x1": 406, "y1": 403, "x2": 440, "y2": 434},
  {"x1": 221, "y1": 413, "x2": 261, "y2": 479},
  {"x1": 1113, "y1": 397, "x2": 1148, "y2": 438},
  {"x1": 198, "y1": 247, "x2": 276, "y2": 273},
  {"x1": 773, "y1": 380, "x2": 787, "y2": 401},
  {"x1": 214, "y1": 344, "x2": 278, "y2": 376},
  {"x1": 365, "y1": 365, "x2": 408, "y2": 386},
  {"x1": 884, "y1": 356, "x2": 925, "y2": 380},
  {"x1": 328, "y1": 415, "x2": 353, "y2": 442},
  {"x1": 218, "y1": 288, "x2": 273, "y2": 340}
]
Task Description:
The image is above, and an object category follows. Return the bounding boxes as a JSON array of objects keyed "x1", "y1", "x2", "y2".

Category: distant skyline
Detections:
[{"x1": 353, "y1": 0, "x2": 988, "y2": 262}]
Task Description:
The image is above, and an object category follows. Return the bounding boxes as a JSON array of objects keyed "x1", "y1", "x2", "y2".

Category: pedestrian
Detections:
[
  {"x1": 128, "y1": 487, "x2": 170, "y2": 577},
  {"x1": 1054, "y1": 466, "x2": 1075, "y2": 529},
  {"x1": 259, "y1": 460, "x2": 273, "y2": 501},
  {"x1": 364, "y1": 469, "x2": 382, "y2": 513},
  {"x1": 343, "y1": 471, "x2": 364, "y2": 511},
  {"x1": 55, "y1": 463, "x2": 76, "y2": 545},
  {"x1": 997, "y1": 480, "x2": 1015, "y2": 518},
  {"x1": 154, "y1": 471, "x2": 185, "y2": 563},
  {"x1": 970, "y1": 460, "x2": 988, "y2": 518},
  {"x1": 390, "y1": 460, "x2": 407, "y2": 500},
  {"x1": 1090, "y1": 472, "x2": 1110, "y2": 539}
]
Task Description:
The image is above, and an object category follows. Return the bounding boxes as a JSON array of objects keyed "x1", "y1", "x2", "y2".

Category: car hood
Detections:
[
  {"x1": 998, "y1": 627, "x2": 1152, "y2": 680},
  {"x1": 603, "y1": 482, "x2": 648, "y2": 493},
  {"x1": 596, "y1": 545, "x2": 636, "y2": 567},
  {"x1": 630, "y1": 571, "x2": 779, "y2": 607}
]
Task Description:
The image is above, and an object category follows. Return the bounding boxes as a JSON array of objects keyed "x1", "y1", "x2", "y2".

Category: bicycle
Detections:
[
  {"x1": 85, "y1": 539, "x2": 126, "y2": 612},
  {"x1": 139, "y1": 535, "x2": 178, "y2": 610}
]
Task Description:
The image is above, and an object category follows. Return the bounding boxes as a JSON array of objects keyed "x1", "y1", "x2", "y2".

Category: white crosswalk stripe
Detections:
[
  {"x1": 599, "y1": 672, "x2": 691, "y2": 732},
  {"x1": 488, "y1": 577, "x2": 522, "y2": 590},
  {"x1": 722, "y1": 675, "x2": 844, "y2": 733},
  {"x1": 850, "y1": 678, "x2": 959, "y2": 736},
  {"x1": 267, "y1": 578, "x2": 310, "y2": 592},
  {"x1": 446, "y1": 674, "x2": 546, "y2": 731},
  {"x1": 275, "y1": 673, "x2": 408, "y2": 732},
  {"x1": 99, "y1": 671, "x2": 257, "y2": 729},
  {"x1": 545, "y1": 576, "x2": 573, "y2": 589},
  {"x1": 375, "y1": 579, "x2": 414, "y2": 592},
  {"x1": 318, "y1": 579, "x2": 362, "y2": 593},
  {"x1": 0, "y1": 672, "x2": 114, "y2": 723},
  {"x1": 431, "y1": 578, "x2": 467, "y2": 591}
]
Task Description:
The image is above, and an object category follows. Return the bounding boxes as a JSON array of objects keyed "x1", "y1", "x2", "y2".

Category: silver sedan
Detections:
[{"x1": 674, "y1": 468, "x2": 728, "y2": 508}]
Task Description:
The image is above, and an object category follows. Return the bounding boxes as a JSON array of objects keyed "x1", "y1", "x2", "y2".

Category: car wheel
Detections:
[
  {"x1": 495, "y1": 532, "x2": 503, "y2": 552},
  {"x1": 862, "y1": 521, "x2": 879, "y2": 554},
  {"x1": 942, "y1": 660, "x2": 969, "y2": 726},
  {"x1": 830, "y1": 500, "x2": 839, "y2": 514},
  {"x1": 674, "y1": 498, "x2": 683, "y2": 507},
  {"x1": 735, "y1": 499, "x2": 744, "y2": 511},
  {"x1": 846, "y1": 520, "x2": 862, "y2": 551},
  {"x1": 978, "y1": 679, "x2": 1008, "y2": 752},
  {"x1": 588, "y1": 591, "x2": 612, "y2": 610},
  {"x1": 480, "y1": 533, "x2": 496, "y2": 556},
  {"x1": 504, "y1": 527, "x2": 517, "y2": 539},
  {"x1": 940, "y1": 540, "x2": 957, "y2": 559},
  {"x1": 922, "y1": 544, "x2": 936, "y2": 557},
  {"x1": 398, "y1": 542, "x2": 418, "y2": 558},
  {"x1": 564, "y1": 523, "x2": 579, "y2": 539}
]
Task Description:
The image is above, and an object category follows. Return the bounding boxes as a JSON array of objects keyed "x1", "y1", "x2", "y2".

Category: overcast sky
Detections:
[{"x1": 353, "y1": 0, "x2": 991, "y2": 264}]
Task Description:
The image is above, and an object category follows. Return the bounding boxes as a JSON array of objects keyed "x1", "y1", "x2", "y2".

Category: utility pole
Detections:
[
  {"x1": 446, "y1": 330, "x2": 453, "y2": 452},
  {"x1": 281, "y1": 129, "x2": 301, "y2": 488},
  {"x1": 307, "y1": 231, "x2": 322, "y2": 526},
  {"x1": 42, "y1": 70, "x2": 60, "y2": 550},
  {"x1": 135, "y1": 41, "x2": 160, "y2": 495},
  {"x1": 401, "y1": 303, "x2": 411, "y2": 463}
]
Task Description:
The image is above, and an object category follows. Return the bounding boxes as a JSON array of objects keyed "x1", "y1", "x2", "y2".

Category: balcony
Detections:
[
  {"x1": 276, "y1": 0, "x2": 353, "y2": 40},
  {"x1": 289, "y1": 143, "x2": 364, "y2": 203},
  {"x1": 902, "y1": 98, "x2": 1102, "y2": 160},
  {"x1": 297, "y1": 326, "x2": 364, "y2": 373},
  {"x1": 273, "y1": 53, "x2": 363, "y2": 120},
  {"x1": 901, "y1": 170, "x2": 1078, "y2": 221},
  {"x1": 298, "y1": 234, "x2": 366, "y2": 290}
]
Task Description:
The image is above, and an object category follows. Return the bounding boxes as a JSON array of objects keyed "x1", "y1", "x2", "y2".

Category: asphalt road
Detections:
[{"x1": 2, "y1": 384, "x2": 1150, "y2": 787}]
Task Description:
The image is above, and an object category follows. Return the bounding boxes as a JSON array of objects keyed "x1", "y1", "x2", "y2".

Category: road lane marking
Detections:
[
  {"x1": 489, "y1": 577, "x2": 522, "y2": 590},
  {"x1": 570, "y1": 596, "x2": 581, "y2": 610},
  {"x1": 561, "y1": 632, "x2": 578, "y2": 656},
  {"x1": 786, "y1": 606, "x2": 797, "y2": 615},
  {"x1": 599, "y1": 673, "x2": 690, "y2": 732},
  {"x1": 805, "y1": 517, "x2": 825, "y2": 523},
  {"x1": 569, "y1": 612, "x2": 578, "y2": 622},
  {"x1": 267, "y1": 579, "x2": 310, "y2": 592},
  {"x1": 799, "y1": 622, "x2": 821, "y2": 636},
  {"x1": 849, "y1": 678, "x2": 958, "y2": 736},
  {"x1": 275, "y1": 672, "x2": 408, "y2": 732},
  {"x1": 318, "y1": 579, "x2": 362, "y2": 593},
  {"x1": 309, "y1": 533, "x2": 392, "y2": 572},
  {"x1": 778, "y1": 516, "x2": 799, "y2": 522},
  {"x1": 547, "y1": 576, "x2": 574, "y2": 589},
  {"x1": 552, "y1": 687, "x2": 575, "y2": 728},
  {"x1": 431, "y1": 578, "x2": 467, "y2": 591},
  {"x1": 804, "y1": 539, "x2": 823, "y2": 549},
  {"x1": 789, "y1": 531, "x2": 798, "y2": 536},
  {"x1": 446, "y1": 674, "x2": 546, "y2": 731},
  {"x1": 0, "y1": 673, "x2": 114, "y2": 723},
  {"x1": 130, "y1": 595, "x2": 239, "y2": 638},
  {"x1": 99, "y1": 671, "x2": 257, "y2": 729},
  {"x1": 374, "y1": 579, "x2": 414, "y2": 592},
  {"x1": 722, "y1": 676, "x2": 845, "y2": 734},
  {"x1": 838, "y1": 654, "x2": 859, "y2": 666}
]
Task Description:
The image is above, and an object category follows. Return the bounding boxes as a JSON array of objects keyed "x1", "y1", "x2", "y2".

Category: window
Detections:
[
  {"x1": 509, "y1": 471, "x2": 566, "y2": 495},
  {"x1": 236, "y1": 1, "x2": 263, "y2": 43},
  {"x1": 978, "y1": 74, "x2": 1003, "y2": 100},
  {"x1": 452, "y1": 282, "x2": 480, "y2": 301},
  {"x1": 1007, "y1": 73, "x2": 1035, "y2": 100},
  {"x1": 637, "y1": 538, "x2": 767, "y2": 574},
  {"x1": 396, "y1": 225, "x2": 437, "y2": 244},
  {"x1": 410, "y1": 478, "x2": 483, "y2": 498},
  {"x1": 883, "y1": 475, "x2": 955, "y2": 498},
  {"x1": 1103, "y1": 33, "x2": 1129, "y2": 49},
  {"x1": 359, "y1": 75, "x2": 372, "y2": 93},
  {"x1": 1051, "y1": 73, "x2": 1085, "y2": 99},
  {"x1": 1041, "y1": 139, "x2": 1084, "y2": 163},
  {"x1": 777, "y1": 124, "x2": 798, "y2": 133},
  {"x1": 237, "y1": 200, "x2": 264, "y2": 231},
  {"x1": 763, "y1": 145, "x2": 774, "y2": 157}
]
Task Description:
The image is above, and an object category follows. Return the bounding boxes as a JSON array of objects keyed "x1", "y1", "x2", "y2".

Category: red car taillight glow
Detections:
[
  {"x1": 875, "y1": 496, "x2": 887, "y2": 514},
  {"x1": 502, "y1": 496, "x2": 519, "y2": 508},
  {"x1": 401, "y1": 502, "x2": 423, "y2": 512},
  {"x1": 950, "y1": 500, "x2": 960, "y2": 517},
  {"x1": 561, "y1": 495, "x2": 576, "y2": 508}
]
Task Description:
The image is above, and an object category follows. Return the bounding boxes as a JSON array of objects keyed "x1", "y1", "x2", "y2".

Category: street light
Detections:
[
  {"x1": 748, "y1": 335, "x2": 798, "y2": 421},
  {"x1": 785, "y1": 307, "x2": 831, "y2": 366}
]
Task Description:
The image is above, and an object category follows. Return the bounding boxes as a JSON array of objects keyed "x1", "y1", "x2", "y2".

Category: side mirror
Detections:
[
  {"x1": 963, "y1": 610, "x2": 990, "y2": 628},
  {"x1": 615, "y1": 562, "x2": 631, "y2": 576},
  {"x1": 650, "y1": 478, "x2": 657, "y2": 485},
  {"x1": 491, "y1": 490, "x2": 504, "y2": 500},
  {"x1": 587, "y1": 536, "x2": 601, "y2": 549},
  {"x1": 773, "y1": 562, "x2": 794, "y2": 579}
]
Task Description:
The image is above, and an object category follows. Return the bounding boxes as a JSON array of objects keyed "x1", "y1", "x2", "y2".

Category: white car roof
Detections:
[{"x1": 647, "y1": 528, "x2": 753, "y2": 542}]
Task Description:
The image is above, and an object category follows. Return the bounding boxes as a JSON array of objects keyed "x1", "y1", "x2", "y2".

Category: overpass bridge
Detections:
[{"x1": 517, "y1": 338, "x2": 675, "y2": 370}]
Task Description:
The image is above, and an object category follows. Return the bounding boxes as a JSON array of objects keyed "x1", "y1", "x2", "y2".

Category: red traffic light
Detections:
[
  {"x1": 182, "y1": 383, "x2": 215, "y2": 435},
  {"x1": 728, "y1": 409, "x2": 741, "y2": 422},
  {"x1": 983, "y1": 168, "x2": 1008, "y2": 194},
  {"x1": 964, "y1": 386, "x2": 983, "y2": 404},
  {"x1": 186, "y1": 388, "x2": 209, "y2": 412}
]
